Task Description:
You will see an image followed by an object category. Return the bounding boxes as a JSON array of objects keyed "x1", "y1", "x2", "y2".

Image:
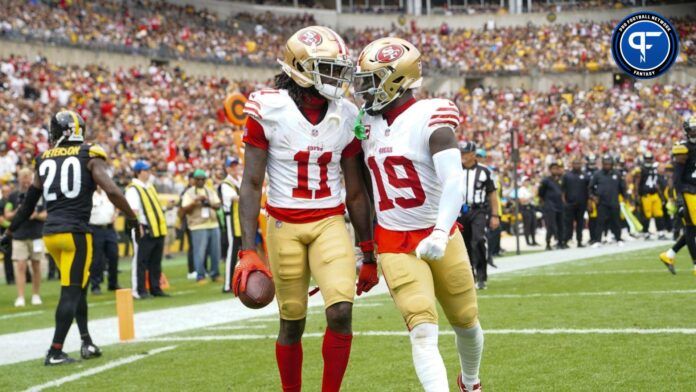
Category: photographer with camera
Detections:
[
  {"x1": 126, "y1": 160, "x2": 170, "y2": 299},
  {"x1": 180, "y1": 169, "x2": 221, "y2": 284}
]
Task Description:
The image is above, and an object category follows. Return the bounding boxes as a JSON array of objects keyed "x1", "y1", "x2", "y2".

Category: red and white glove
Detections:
[
  {"x1": 356, "y1": 240, "x2": 378, "y2": 296},
  {"x1": 415, "y1": 229, "x2": 449, "y2": 262},
  {"x1": 232, "y1": 250, "x2": 272, "y2": 296}
]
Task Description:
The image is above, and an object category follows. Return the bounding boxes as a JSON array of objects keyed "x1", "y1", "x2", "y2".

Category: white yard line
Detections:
[
  {"x1": 478, "y1": 289, "x2": 696, "y2": 299},
  {"x1": 506, "y1": 269, "x2": 667, "y2": 277},
  {"x1": 24, "y1": 345, "x2": 177, "y2": 392},
  {"x1": 143, "y1": 327, "x2": 696, "y2": 343},
  {"x1": 0, "y1": 311, "x2": 44, "y2": 321},
  {"x1": 0, "y1": 240, "x2": 666, "y2": 366}
]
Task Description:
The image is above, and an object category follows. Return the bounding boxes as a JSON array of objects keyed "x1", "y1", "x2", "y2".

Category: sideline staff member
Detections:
[
  {"x1": 126, "y1": 160, "x2": 169, "y2": 299},
  {"x1": 457, "y1": 141, "x2": 499, "y2": 290}
]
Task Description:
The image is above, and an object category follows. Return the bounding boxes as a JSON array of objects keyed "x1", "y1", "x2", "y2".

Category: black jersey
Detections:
[
  {"x1": 673, "y1": 141, "x2": 696, "y2": 194},
  {"x1": 638, "y1": 166, "x2": 661, "y2": 195},
  {"x1": 34, "y1": 143, "x2": 107, "y2": 234}
]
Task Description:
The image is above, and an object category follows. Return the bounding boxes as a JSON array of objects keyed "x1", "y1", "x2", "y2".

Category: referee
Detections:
[{"x1": 457, "y1": 141, "x2": 499, "y2": 290}]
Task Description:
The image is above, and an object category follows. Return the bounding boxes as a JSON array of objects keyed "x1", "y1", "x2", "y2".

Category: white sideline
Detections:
[
  {"x1": 0, "y1": 311, "x2": 44, "y2": 321},
  {"x1": 24, "y1": 345, "x2": 177, "y2": 392},
  {"x1": 141, "y1": 328, "x2": 696, "y2": 342},
  {"x1": 0, "y1": 239, "x2": 669, "y2": 366}
]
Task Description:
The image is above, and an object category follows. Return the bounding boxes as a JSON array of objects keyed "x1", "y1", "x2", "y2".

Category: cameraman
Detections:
[{"x1": 180, "y1": 169, "x2": 221, "y2": 284}]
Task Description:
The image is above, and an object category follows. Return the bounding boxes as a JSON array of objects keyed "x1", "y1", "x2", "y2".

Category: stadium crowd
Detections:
[
  {"x1": 1, "y1": 54, "x2": 693, "y2": 238},
  {"x1": 1, "y1": 1, "x2": 694, "y2": 75}
]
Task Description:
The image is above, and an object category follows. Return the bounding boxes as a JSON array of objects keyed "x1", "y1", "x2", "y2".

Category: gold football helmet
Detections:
[
  {"x1": 354, "y1": 37, "x2": 422, "y2": 113},
  {"x1": 278, "y1": 26, "x2": 353, "y2": 100}
]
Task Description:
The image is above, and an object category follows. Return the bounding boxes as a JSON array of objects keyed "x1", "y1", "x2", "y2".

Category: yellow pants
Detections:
[
  {"x1": 640, "y1": 193, "x2": 663, "y2": 219},
  {"x1": 43, "y1": 232, "x2": 93, "y2": 288},
  {"x1": 265, "y1": 215, "x2": 355, "y2": 320},
  {"x1": 379, "y1": 231, "x2": 478, "y2": 330},
  {"x1": 683, "y1": 193, "x2": 696, "y2": 226}
]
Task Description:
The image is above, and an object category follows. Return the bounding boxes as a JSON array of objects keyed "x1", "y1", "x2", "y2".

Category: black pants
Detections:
[
  {"x1": 459, "y1": 209, "x2": 489, "y2": 283},
  {"x1": 521, "y1": 204, "x2": 537, "y2": 245},
  {"x1": 89, "y1": 225, "x2": 119, "y2": 290},
  {"x1": 564, "y1": 203, "x2": 586, "y2": 244},
  {"x1": 598, "y1": 204, "x2": 622, "y2": 242},
  {"x1": 3, "y1": 241, "x2": 13, "y2": 284},
  {"x1": 133, "y1": 233, "x2": 165, "y2": 295},
  {"x1": 544, "y1": 209, "x2": 564, "y2": 246}
]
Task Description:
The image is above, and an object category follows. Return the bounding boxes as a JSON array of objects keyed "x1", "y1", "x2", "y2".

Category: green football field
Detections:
[{"x1": 1, "y1": 245, "x2": 696, "y2": 391}]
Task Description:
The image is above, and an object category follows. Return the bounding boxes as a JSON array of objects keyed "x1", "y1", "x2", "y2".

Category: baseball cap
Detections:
[
  {"x1": 133, "y1": 160, "x2": 151, "y2": 172},
  {"x1": 193, "y1": 169, "x2": 207, "y2": 179},
  {"x1": 225, "y1": 157, "x2": 240, "y2": 167},
  {"x1": 458, "y1": 141, "x2": 477, "y2": 153}
]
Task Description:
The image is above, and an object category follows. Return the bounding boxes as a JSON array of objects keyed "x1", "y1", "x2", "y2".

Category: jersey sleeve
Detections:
[
  {"x1": 88, "y1": 144, "x2": 108, "y2": 160},
  {"x1": 425, "y1": 99, "x2": 460, "y2": 135},
  {"x1": 243, "y1": 117, "x2": 269, "y2": 150}
]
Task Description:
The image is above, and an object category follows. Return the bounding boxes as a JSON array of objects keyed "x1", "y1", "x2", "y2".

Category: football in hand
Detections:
[{"x1": 239, "y1": 271, "x2": 275, "y2": 309}]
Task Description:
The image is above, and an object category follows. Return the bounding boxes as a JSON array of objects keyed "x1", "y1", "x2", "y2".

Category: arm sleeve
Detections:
[
  {"x1": 8, "y1": 186, "x2": 41, "y2": 232},
  {"x1": 538, "y1": 180, "x2": 546, "y2": 199},
  {"x1": 242, "y1": 117, "x2": 269, "y2": 150},
  {"x1": 484, "y1": 170, "x2": 496, "y2": 194},
  {"x1": 220, "y1": 184, "x2": 235, "y2": 210},
  {"x1": 124, "y1": 187, "x2": 141, "y2": 212},
  {"x1": 341, "y1": 137, "x2": 362, "y2": 159},
  {"x1": 432, "y1": 148, "x2": 465, "y2": 232}
]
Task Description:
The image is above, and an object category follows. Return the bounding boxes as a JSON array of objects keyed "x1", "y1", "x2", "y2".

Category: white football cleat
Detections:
[
  {"x1": 31, "y1": 294, "x2": 42, "y2": 305},
  {"x1": 457, "y1": 373, "x2": 482, "y2": 392},
  {"x1": 14, "y1": 297, "x2": 25, "y2": 307}
]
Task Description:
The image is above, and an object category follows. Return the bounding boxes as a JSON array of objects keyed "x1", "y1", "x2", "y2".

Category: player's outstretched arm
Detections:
[
  {"x1": 239, "y1": 145, "x2": 268, "y2": 251},
  {"x1": 416, "y1": 127, "x2": 465, "y2": 261},
  {"x1": 8, "y1": 174, "x2": 43, "y2": 233},
  {"x1": 88, "y1": 158, "x2": 137, "y2": 220},
  {"x1": 342, "y1": 153, "x2": 378, "y2": 295}
]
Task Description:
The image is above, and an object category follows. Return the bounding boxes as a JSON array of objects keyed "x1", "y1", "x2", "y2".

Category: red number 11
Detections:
[{"x1": 293, "y1": 151, "x2": 332, "y2": 199}]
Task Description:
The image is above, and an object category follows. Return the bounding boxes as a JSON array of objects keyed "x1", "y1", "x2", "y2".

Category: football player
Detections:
[
  {"x1": 233, "y1": 26, "x2": 377, "y2": 392},
  {"x1": 353, "y1": 37, "x2": 483, "y2": 392},
  {"x1": 632, "y1": 152, "x2": 667, "y2": 239},
  {"x1": 6, "y1": 111, "x2": 139, "y2": 365},
  {"x1": 663, "y1": 116, "x2": 696, "y2": 275}
]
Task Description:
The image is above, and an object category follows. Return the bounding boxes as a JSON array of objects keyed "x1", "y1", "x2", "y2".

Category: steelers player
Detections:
[
  {"x1": 7, "y1": 111, "x2": 139, "y2": 365},
  {"x1": 632, "y1": 152, "x2": 667, "y2": 239},
  {"x1": 668, "y1": 116, "x2": 696, "y2": 276},
  {"x1": 234, "y1": 27, "x2": 376, "y2": 392},
  {"x1": 353, "y1": 38, "x2": 483, "y2": 392}
]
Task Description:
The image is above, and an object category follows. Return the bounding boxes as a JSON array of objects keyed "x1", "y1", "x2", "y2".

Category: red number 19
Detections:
[{"x1": 367, "y1": 156, "x2": 425, "y2": 211}]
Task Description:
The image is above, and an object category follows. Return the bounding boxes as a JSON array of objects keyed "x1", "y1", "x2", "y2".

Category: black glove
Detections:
[
  {"x1": 0, "y1": 233, "x2": 11, "y2": 254},
  {"x1": 125, "y1": 217, "x2": 141, "y2": 240}
]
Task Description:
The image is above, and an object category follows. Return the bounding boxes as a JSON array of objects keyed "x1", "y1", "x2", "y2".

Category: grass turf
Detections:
[{"x1": 1, "y1": 245, "x2": 696, "y2": 391}]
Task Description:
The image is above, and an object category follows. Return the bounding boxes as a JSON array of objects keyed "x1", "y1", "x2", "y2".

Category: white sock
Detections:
[
  {"x1": 454, "y1": 323, "x2": 484, "y2": 390},
  {"x1": 409, "y1": 323, "x2": 448, "y2": 392},
  {"x1": 667, "y1": 249, "x2": 676, "y2": 259}
]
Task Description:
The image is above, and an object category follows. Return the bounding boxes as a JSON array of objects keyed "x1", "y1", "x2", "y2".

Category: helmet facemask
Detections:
[
  {"x1": 278, "y1": 56, "x2": 353, "y2": 101},
  {"x1": 353, "y1": 67, "x2": 394, "y2": 115}
]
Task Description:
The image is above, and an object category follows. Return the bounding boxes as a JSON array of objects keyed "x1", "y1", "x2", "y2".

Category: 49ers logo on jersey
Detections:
[
  {"x1": 298, "y1": 30, "x2": 323, "y2": 46},
  {"x1": 376, "y1": 44, "x2": 404, "y2": 63}
]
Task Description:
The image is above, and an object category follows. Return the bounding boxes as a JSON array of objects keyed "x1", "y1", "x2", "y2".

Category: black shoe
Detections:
[
  {"x1": 476, "y1": 280, "x2": 487, "y2": 290},
  {"x1": 546, "y1": 245, "x2": 552, "y2": 251},
  {"x1": 91, "y1": 286, "x2": 102, "y2": 295},
  {"x1": 45, "y1": 350, "x2": 77, "y2": 366},
  {"x1": 577, "y1": 243, "x2": 585, "y2": 248},
  {"x1": 81, "y1": 342, "x2": 102, "y2": 359},
  {"x1": 107, "y1": 284, "x2": 122, "y2": 291},
  {"x1": 560, "y1": 243, "x2": 569, "y2": 249},
  {"x1": 150, "y1": 291, "x2": 171, "y2": 297},
  {"x1": 134, "y1": 292, "x2": 151, "y2": 300}
]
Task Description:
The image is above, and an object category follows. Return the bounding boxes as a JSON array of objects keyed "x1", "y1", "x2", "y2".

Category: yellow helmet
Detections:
[
  {"x1": 278, "y1": 26, "x2": 353, "y2": 100},
  {"x1": 354, "y1": 37, "x2": 423, "y2": 113}
]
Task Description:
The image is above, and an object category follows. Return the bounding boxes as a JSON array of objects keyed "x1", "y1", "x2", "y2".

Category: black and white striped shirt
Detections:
[{"x1": 462, "y1": 163, "x2": 496, "y2": 208}]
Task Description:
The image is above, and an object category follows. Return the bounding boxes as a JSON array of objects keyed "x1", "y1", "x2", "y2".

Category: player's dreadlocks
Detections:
[{"x1": 273, "y1": 72, "x2": 321, "y2": 106}]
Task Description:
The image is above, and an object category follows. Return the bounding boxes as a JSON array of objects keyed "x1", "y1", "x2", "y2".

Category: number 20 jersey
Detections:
[
  {"x1": 243, "y1": 89, "x2": 360, "y2": 215},
  {"x1": 34, "y1": 143, "x2": 106, "y2": 234},
  {"x1": 361, "y1": 98, "x2": 461, "y2": 231}
]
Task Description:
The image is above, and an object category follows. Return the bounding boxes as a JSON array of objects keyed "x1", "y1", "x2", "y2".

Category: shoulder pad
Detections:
[
  {"x1": 337, "y1": 98, "x2": 359, "y2": 118},
  {"x1": 87, "y1": 144, "x2": 107, "y2": 160},
  {"x1": 244, "y1": 89, "x2": 291, "y2": 121},
  {"x1": 423, "y1": 98, "x2": 460, "y2": 130},
  {"x1": 672, "y1": 143, "x2": 689, "y2": 156}
]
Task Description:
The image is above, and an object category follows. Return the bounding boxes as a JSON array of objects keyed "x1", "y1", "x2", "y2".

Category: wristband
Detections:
[{"x1": 358, "y1": 240, "x2": 374, "y2": 253}]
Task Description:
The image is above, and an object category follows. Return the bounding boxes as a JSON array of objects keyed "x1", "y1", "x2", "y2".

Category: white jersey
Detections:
[
  {"x1": 243, "y1": 89, "x2": 359, "y2": 210},
  {"x1": 361, "y1": 98, "x2": 460, "y2": 231}
]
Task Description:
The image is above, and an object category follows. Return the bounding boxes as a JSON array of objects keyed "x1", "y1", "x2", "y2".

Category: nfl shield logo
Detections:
[
  {"x1": 311, "y1": 129, "x2": 319, "y2": 137},
  {"x1": 385, "y1": 128, "x2": 390, "y2": 136}
]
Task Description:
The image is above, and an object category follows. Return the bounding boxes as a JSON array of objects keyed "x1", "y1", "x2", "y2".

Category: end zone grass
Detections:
[{"x1": 2, "y1": 246, "x2": 695, "y2": 391}]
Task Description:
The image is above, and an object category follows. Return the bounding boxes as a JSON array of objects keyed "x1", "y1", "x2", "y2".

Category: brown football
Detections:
[{"x1": 239, "y1": 271, "x2": 275, "y2": 309}]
